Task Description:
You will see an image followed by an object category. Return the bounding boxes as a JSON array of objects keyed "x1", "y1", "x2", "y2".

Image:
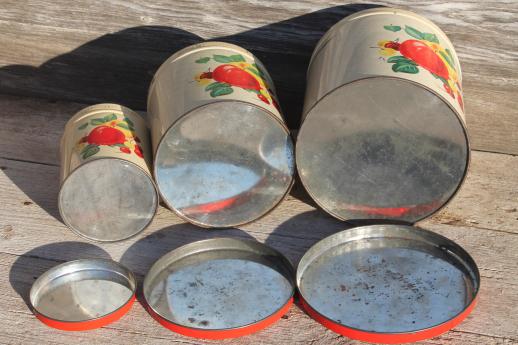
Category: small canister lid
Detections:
[
  {"x1": 143, "y1": 238, "x2": 295, "y2": 339},
  {"x1": 30, "y1": 259, "x2": 136, "y2": 331},
  {"x1": 297, "y1": 224, "x2": 480, "y2": 343}
]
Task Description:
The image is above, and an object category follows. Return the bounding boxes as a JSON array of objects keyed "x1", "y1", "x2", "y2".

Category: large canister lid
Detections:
[{"x1": 297, "y1": 224, "x2": 480, "y2": 343}]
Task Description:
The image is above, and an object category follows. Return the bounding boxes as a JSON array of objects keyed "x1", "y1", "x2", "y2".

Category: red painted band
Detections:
[
  {"x1": 301, "y1": 295, "x2": 478, "y2": 344},
  {"x1": 146, "y1": 297, "x2": 293, "y2": 339},
  {"x1": 34, "y1": 294, "x2": 136, "y2": 331}
]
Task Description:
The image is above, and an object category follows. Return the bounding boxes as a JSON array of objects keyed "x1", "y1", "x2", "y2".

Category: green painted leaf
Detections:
[
  {"x1": 116, "y1": 122, "x2": 130, "y2": 130},
  {"x1": 213, "y1": 55, "x2": 233, "y2": 63},
  {"x1": 439, "y1": 50, "x2": 455, "y2": 70},
  {"x1": 387, "y1": 55, "x2": 416, "y2": 65},
  {"x1": 405, "y1": 25, "x2": 423, "y2": 40},
  {"x1": 103, "y1": 113, "x2": 117, "y2": 122},
  {"x1": 252, "y1": 63, "x2": 264, "y2": 78},
  {"x1": 90, "y1": 118, "x2": 106, "y2": 125},
  {"x1": 77, "y1": 123, "x2": 88, "y2": 130},
  {"x1": 210, "y1": 87, "x2": 233, "y2": 97},
  {"x1": 110, "y1": 143, "x2": 126, "y2": 147},
  {"x1": 384, "y1": 25, "x2": 401, "y2": 32},
  {"x1": 445, "y1": 48, "x2": 454, "y2": 61},
  {"x1": 81, "y1": 144, "x2": 100, "y2": 159},
  {"x1": 245, "y1": 66, "x2": 261, "y2": 77},
  {"x1": 195, "y1": 57, "x2": 210, "y2": 63},
  {"x1": 205, "y1": 82, "x2": 230, "y2": 91},
  {"x1": 392, "y1": 62, "x2": 419, "y2": 74},
  {"x1": 421, "y1": 33, "x2": 439, "y2": 43},
  {"x1": 229, "y1": 54, "x2": 246, "y2": 62},
  {"x1": 123, "y1": 117, "x2": 134, "y2": 127}
]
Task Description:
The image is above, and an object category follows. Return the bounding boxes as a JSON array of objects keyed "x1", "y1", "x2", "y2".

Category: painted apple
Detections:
[
  {"x1": 385, "y1": 40, "x2": 449, "y2": 80},
  {"x1": 87, "y1": 126, "x2": 126, "y2": 146},
  {"x1": 210, "y1": 64, "x2": 261, "y2": 90}
]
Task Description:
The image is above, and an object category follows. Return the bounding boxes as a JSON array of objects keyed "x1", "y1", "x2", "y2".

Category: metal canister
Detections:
[
  {"x1": 297, "y1": 8, "x2": 469, "y2": 223},
  {"x1": 148, "y1": 42, "x2": 294, "y2": 228},
  {"x1": 59, "y1": 104, "x2": 158, "y2": 241}
]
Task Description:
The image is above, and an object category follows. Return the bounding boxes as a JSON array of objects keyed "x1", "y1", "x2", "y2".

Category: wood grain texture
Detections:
[
  {"x1": 0, "y1": 141, "x2": 517, "y2": 344},
  {"x1": 0, "y1": 1, "x2": 517, "y2": 153}
]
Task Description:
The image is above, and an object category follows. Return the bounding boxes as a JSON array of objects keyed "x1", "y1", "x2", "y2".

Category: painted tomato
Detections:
[
  {"x1": 212, "y1": 64, "x2": 261, "y2": 90},
  {"x1": 87, "y1": 126, "x2": 126, "y2": 146},
  {"x1": 394, "y1": 40, "x2": 450, "y2": 80}
]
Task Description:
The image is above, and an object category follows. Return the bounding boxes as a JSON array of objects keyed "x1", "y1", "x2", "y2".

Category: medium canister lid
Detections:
[
  {"x1": 297, "y1": 224, "x2": 479, "y2": 343},
  {"x1": 143, "y1": 238, "x2": 295, "y2": 339},
  {"x1": 30, "y1": 259, "x2": 137, "y2": 331}
]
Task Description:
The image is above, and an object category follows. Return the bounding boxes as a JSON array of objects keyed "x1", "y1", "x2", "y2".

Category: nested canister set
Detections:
[{"x1": 31, "y1": 8, "x2": 478, "y2": 344}]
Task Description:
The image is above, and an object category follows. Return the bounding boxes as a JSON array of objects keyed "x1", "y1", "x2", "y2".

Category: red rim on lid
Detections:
[
  {"x1": 30, "y1": 259, "x2": 137, "y2": 331},
  {"x1": 296, "y1": 224, "x2": 480, "y2": 344},
  {"x1": 143, "y1": 238, "x2": 295, "y2": 339}
]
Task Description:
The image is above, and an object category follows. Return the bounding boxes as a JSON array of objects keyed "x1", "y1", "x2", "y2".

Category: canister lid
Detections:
[
  {"x1": 143, "y1": 238, "x2": 295, "y2": 339},
  {"x1": 297, "y1": 224, "x2": 479, "y2": 343},
  {"x1": 30, "y1": 259, "x2": 137, "y2": 331}
]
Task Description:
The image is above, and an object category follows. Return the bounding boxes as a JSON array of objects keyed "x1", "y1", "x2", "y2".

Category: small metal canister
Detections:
[
  {"x1": 59, "y1": 104, "x2": 158, "y2": 241},
  {"x1": 148, "y1": 42, "x2": 294, "y2": 228},
  {"x1": 297, "y1": 8, "x2": 469, "y2": 223}
]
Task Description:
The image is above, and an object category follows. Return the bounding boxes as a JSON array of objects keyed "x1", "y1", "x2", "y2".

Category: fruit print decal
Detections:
[
  {"x1": 194, "y1": 54, "x2": 280, "y2": 111},
  {"x1": 76, "y1": 114, "x2": 144, "y2": 160},
  {"x1": 378, "y1": 25, "x2": 463, "y2": 110}
]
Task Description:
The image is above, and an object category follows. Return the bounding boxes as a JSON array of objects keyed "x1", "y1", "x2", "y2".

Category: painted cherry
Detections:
[
  {"x1": 120, "y1": 146, "x2": 131, "y2": 154},
  {"x1": 87, "y1": 126, "x2": 126, "y2": 146},
  {"x1": 385, "y1": 40, "x2": 449, "y2": 80},
  {"x1": 203, "y1": 64, "x2": 261, "y2": 90},
  {"x1": 134, "y1": 145, "x2": 144, "y2": 158}
]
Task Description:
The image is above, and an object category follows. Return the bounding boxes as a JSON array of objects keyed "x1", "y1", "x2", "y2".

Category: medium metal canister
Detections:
[
  {"x1": 297, "y1": 8, "x2": 469, "y2": 223},
  {"x1": 148, "y1": 42, "x2": 294, "y2": 228},
  {"x1": 59, "y1": 104, "x2": 158, "y2": 241}
]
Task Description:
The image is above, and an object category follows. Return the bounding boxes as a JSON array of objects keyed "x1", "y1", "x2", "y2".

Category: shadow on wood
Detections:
[
  {"x1": 0, "y1": 3, "x2": 382, "y2": 225},
  {"x1": 0, "y1": 3, "x2": 381, "y2": 129},
  {"x1": 264, "y1": 210, "x2": 352, "y2": 264},
  {"x1": 9, "y1": 242, "x2": 111, "y2": 309}
]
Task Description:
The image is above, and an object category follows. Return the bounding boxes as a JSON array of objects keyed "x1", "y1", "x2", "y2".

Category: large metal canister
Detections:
[
  {"x1": 297, "y1": 8, "x2": 469, "y2": 223},
  {"x1": 148, "y1": 42, "x2": 294, "y2": 228},
  {"x1": 59, "y1": 104, "x2": 158, "y2": 241}
]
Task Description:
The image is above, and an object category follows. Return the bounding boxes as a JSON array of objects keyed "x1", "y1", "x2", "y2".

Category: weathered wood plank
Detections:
[
  {"x1": 1, "y1": 154, "x2": 518, "y2": 343},
  {"x1": 0, "y1": 1, "x2": 517, "y2": 153}
]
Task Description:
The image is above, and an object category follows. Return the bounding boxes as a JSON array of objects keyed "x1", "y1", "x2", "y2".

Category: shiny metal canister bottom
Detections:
[
  {"x1": 297, "y1": 77, "x2": 469, "y2": 223},
  {"x1": 154, "y1": 100, "x2": 294, "y2": 228},
  {"x1": 59, "y1": 158, "x2": 158, "y2": 241}
]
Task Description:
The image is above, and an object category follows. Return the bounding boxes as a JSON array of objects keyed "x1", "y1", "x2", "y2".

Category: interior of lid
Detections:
[
  {"x1": 297, "y1": 224, "x2": 479, "y2": 334},
  {"x1": 144, "y1": 239, "x2": 295, "y2": 330},
  {"x1": 30, "y1": 260, "x2": 135, "y2": 322},
  {"x1": 297, "y1": 77, "x2": 468, "y2": 223}
]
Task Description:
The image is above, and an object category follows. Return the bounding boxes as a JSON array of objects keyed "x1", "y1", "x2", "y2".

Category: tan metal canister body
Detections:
[
  {"x1": 148, "y1": 42, "x2": 294, "y2": 228},
  {"x1": 297, "y1": 8, "x2": 469, "y2": 223},
  {"x1": 59, "y1": 104, "x2": 158, "y2": 241}
]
